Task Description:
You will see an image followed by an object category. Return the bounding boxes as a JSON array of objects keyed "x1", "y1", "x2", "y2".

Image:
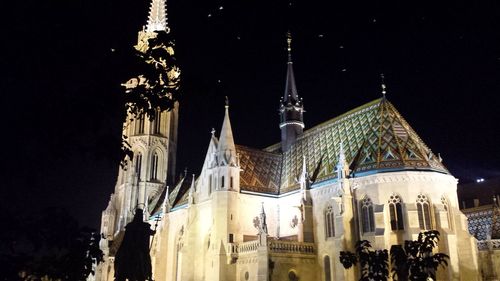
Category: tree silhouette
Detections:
[
  {"x1": 340, "y1": 240, "x2": 389, "y2": 281},
  {"x1": 119, "y1": 30, "x2": 181, "y2": 166},
  {"x1": 0, "y1": 207, "x2": 103, "y2": 281},
  {"x1": 390, "y1": 230, "x2": 449, "y2": 281}
]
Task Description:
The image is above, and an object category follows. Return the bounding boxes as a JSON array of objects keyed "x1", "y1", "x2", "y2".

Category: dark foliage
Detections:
[
  {"x1": 120, "y1": 30, "x2": 181, "y2": 166},
  {"x1": 0, "y1": 207, "x2": 103, "y2": 281},
  {"x1": 339, "y1": 240, "x2": 389, "y2": 281},
  {"x1": 390, "y1": 230, "x2": 449, "y2": 281}
]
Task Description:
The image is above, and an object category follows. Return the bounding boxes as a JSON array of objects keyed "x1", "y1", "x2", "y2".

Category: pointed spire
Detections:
[
  {"x1": 299, "y1": 156, "x2": 308, "y2": 186},
  {"x1": 217, "y1": 98, "x2": 237, "y2": 165},
  {"x1": 336, "y1": 142, "x2": 350, "y2": 180},
  {"x1": 259, "y1": 203, "x2": 268, "y2": 235},
  {"x1": 283, "y1": 31, "x2": 299, "y2": 103},
  {"x1": 146, "y1": 0, "x2": 170, "y2": 33}
]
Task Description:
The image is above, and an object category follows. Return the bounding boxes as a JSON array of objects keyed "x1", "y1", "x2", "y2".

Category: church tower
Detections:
[
  {"x1": 101, "y1": 0, "x2": 179, "y2": 238},
  {"x1": 279, "y1": 32, "x2": 304, "y2": 152}
]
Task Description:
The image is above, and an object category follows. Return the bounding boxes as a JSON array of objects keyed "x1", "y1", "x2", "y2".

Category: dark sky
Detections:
[{"x1": 2, "y1": 0, "x2": 500, "y2": 229}]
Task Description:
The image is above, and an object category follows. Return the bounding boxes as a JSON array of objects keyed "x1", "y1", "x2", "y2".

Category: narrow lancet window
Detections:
[
  {"x1": 388, "y1": 194, "x2": 404, "y2": 230},
  {"x1": 324, "y1": 206, "x2": 335, "y2": 238},
  {"x1": 416, "y1": 194, "x2": 432, "y2": 230},
  {"x1": 150, "y1": 152, "x2": 159, "y2": 180},
  {"x1": 361, "y1": 197, "x2": 375, "y2": 233},
  {"x1": 135, "y1": 153, "x2": 142, "y2": 179}
]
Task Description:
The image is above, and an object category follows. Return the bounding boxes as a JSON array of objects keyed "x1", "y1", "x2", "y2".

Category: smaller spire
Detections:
[
  {"x1": 380, "y1": 73, "x2": 387, "y2": 98},
  {"x1": 336, "y1": 142, "x2": 350, "y2": 180},
  {"x1": 259, "y1": 203, "x2": 268, "y2": 235},
  {"x1": 146, "y1": 0, "x2": 170, "y2": 33},
  {"x1": 217, "y1": 99, "x2": 237, "y2": 166},
  {"x1": 225, "y1": 96, "x2": 229, "y2": 109}
]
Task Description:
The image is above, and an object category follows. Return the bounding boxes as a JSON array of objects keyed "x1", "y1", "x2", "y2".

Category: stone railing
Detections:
[
  {"x1": 477, "y1": 239, "x2": 500, "y2": 251},
  {"x1": 269, "y1": 240, "x2": 315, "y2": 255},
  {"x1": 230, "y1": 240, "x2": 261, "y2": 254}
]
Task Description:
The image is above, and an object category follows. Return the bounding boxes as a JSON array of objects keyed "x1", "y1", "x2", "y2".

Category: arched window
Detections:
[
  {"x1": 135, "y1": 114, "x2": 145, "y2": 135},
  {"x1": 150, "y1": 152, "x2": 159, "y2": 180},
  {"x1": 324, "y1": 255, "x2": 332, "y2": 281},
  {"x1": 416, "y1": 194, "x2": 432, "y2": 230},
  {"x1": 361, "y1": 197, "x2": 375, "y2": 233},
  {"x1": 151, "y1": 109, "x2": 162, "y2": 135},
  {"x1": 134, "y1": 153, "x2": 142, "y2": 179},
  {"x1": 388, "y1": 194, "x2": 404, "y2": 230},
  {"x1": 441, "y1": 196, "x2": 451, "y2": 228},
  {"x1": 324, "y1": 206, "x2": 335, "y2": 238},
  {"x1": 221, "y1": 176, "x2": 225, "y2": 188}
]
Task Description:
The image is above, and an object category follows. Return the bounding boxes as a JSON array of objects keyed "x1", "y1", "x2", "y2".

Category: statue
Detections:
[{"x1": 115, "y1": 209, "x2": 155, "y2": 281}]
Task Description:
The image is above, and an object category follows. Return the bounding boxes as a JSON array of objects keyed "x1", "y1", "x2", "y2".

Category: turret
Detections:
[
  {"x1": 214, "y1": 98, "x2": 240, "y2": 192},
  {"x1": 279, "y1": 32, "x2": 304, "y2": 152}
]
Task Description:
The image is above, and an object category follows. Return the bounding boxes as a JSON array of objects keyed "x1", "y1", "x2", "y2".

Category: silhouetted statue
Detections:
[{"x1": 115, "y1": 209, "x2": 155, "y2": 281}]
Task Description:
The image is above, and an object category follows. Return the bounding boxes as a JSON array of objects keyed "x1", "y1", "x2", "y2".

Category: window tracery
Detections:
[
  {"x1": 416, "y1": 194, "x2": 432, "y2": 230},
  {"x1": 361, "y1": 197, "x2": 375, "y2": 233},
  {"x1": 388, "y1": 194, "x2": 404, "y2": 230}
]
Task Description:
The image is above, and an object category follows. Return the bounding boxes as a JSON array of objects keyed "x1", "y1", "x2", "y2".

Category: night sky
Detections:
[{"x1": 3, "y1": 0, "x2": 500, "y2": 229}]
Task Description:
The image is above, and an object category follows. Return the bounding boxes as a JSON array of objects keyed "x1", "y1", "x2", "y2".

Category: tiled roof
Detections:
[
  {"x1": 277, "y1": 98, "x2": 448, "y2": 192},
  {"x1": 237, "y1": 145, "x2": 282, "y2": 194},
  {"x1": 463, "y1": 204, "x2": 500, "y2": 240},
  {"x1": 170, "y1": 98, "x2": 448, "y2": 201}
]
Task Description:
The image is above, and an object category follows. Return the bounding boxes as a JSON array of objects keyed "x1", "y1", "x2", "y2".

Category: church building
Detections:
[{"x1": 94, "y1": 1, "x2": 484, "y2": 280}]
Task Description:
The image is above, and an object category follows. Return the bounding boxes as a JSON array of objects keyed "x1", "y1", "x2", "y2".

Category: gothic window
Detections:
[
  {"x1": 135, "y1": 153, "x2": 142, "y2": 179},
  {"x1": 324, "y1": 255, "x2": 332, "y2": 281},
  {"x1": 230, "y1": 176, "x2": 234, "y2": 189},
  {"x1": 150, "y1": 152, "x2": 159, "y2": 180},
  {"x1": 324, "y1": 206, "x2": 335, "y2": 238},
  {"x1": 416, "y1": 194, "x2": 432, "y2": 230},
  {"x1": 361, "y1": 197, "x2": 375, "y2": 233},
  {"x1": 135, "y1": 114, "x2": 145, "y2": 135},
  {"x1": 388, "y1": 194, "x2": 404, "y2": 230},
  {"x1": 221, "y1": 176, "x2": 225, "y2": 188},
  {"x1": 441, "y1": 196, "x2": 452, "y2": 229}
]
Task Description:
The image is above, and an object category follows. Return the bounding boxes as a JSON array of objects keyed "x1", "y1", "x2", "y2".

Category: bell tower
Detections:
[
  {"x1": 101, "y1": 0, "x2": 180, "y2": 236},
  {"x1": 279, "y1": 31, "x2": 304, "y2": 152}
]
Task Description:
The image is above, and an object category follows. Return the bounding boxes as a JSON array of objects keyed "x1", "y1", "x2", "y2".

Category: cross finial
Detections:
[
  {"x1": 225, "y1": 96, "x2": 229, "y2": 109},
  {"x1": 380, "y1": 73, "x2": 387, "y2": 97},
  {"x1": 286, "y1": 31, "x2": 293, "y2": 63},
  {"x1": 211, "y1": 128, "x2": 216, "y2": 136}
]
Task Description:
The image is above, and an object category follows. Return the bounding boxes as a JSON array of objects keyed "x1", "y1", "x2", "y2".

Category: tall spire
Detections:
[
  {"x1": 279, "y1": 31, "x2": 304, "y2": 152},
  {"x1": 146, "y1": 0, "x2": 170, "y2": 33},
  {"x1": 283, "y1": 31, "x2": 299, "y2": 103}
]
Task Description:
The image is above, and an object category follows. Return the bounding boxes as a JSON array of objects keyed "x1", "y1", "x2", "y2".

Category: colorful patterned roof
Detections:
[
  {"x1": 237, "y1": 145, "x2": 282, "y2": 194},
  {"x1": 463, "y1": 204, "x2": 500, "y2": 240},
  {"x1": 169, "y1": 98, "x2": 448, "y2": 199},
  {"x1": 274, "y1": 98, "x2": 448, "y2": 193}
]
